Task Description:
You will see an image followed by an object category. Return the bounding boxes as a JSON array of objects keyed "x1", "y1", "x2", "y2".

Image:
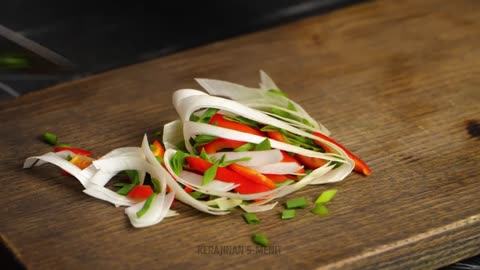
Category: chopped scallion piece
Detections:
[
  {"x1": 252, "y1": 233, "x2": 269, "y2": 247},
  {"x1": 43, "y1": 132, "x2": 57, "y2": 145},
  {"x1": 200, "y1": 148, "x2": 211, "y2": 162},
  {"x1": 267, "y1": 89, "x2": 288, "y2": 98},
  {"x1": 219, "y1": 157, "x2": 252, "y2": 167},
  {"x1": 254, "y1": 138, "x2": 271, "y2": 151},
  {"x1": 136, "y1": 194, "x2": 155, "y2": 218},
  {"x1": 151, "y1": 178, "x2": 161, "y2": 193},
  {"x1": 234, "y1": 143, "x2": 255, "y2": 152},
  {"x1": 260, "y1": 125, "x2": 280, "y2": 132},
  {"x1": 202, "y1": 162, "x2": 218, "y2": 185},
  {"x1": 125, "y1": 170, "x2": 139, "y2": 185},
  {"x1": 196, "y1": 108, "x2": 219, "y2": 123},
  {"x1": 243, "y1": 213, "x2": 260, "y2": 224},
  {"x1": 190, "y1": 191, "x2": 208, "y2": 199},
  {"x1": 315, "y1": 189, "x2": 337, "y2": 204},
  {"x1": 113, "y1": 182, "x2": 129, "y2": 187},
  {"x1": 311, "y1": 204, "x2": 329, "y2": 216},
  {"x1": 170, "y1": 151, "x2": 186, "y2": 176},
  {"x1": 65, "y1": 154, "x2": 73, "y2": 161},
  {"x1": 281, "y1": 209, "x2": 296, "y2": 219},
  {"x1": 285, "y1": 198, "x2": 308, "y2": 209},
  {"x1": 223, "y1": 115, "x2": 259, "y2": 129},
  {"x1": 116, "y1": 183, "x2": 136, "y2": 195},
  {"x1": 149, "y1": 144, "x2": 156, "y2": 151}
]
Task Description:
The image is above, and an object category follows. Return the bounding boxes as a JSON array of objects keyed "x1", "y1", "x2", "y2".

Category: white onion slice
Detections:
[
  {"x1": 250, "y1": 162, "x2": 303, "y2": 175},
  {"x1": 83, "y1": 184, "x2": 135, "y2": 206},
  {"x1": 204, "y1": 198, "x2": 243, "y2": 211},
  {"x1": 163, "y1": 120, "x2": 184, "y2": 150},
  {"x1": 24, "y1": 152, "x2": 90, "y2": 187},
  {"x1": 125, "y1": 192, "x2": 175, "y2": 228},
  {"x1": 209, "y1": 149, "x2": 283, "y2": 167},
  {"x1": 240, "y1": 202, "x2": 278, "y2": 213},
  {"x1": 179, "y1": 170, "x2": 237, "y2": 192}
]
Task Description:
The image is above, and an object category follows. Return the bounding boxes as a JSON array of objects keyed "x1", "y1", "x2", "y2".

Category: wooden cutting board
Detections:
[{"x1": 1, "y1": 0, "x2": 479, "y2": 269}]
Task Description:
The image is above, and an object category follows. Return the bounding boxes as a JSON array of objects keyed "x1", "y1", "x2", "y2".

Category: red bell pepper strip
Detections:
[
  {"x1": 128, "y1": 185, "x2": 154, "y2": 199},
  {"x1": 267, "y1": 131, "x2": 326, "y2": 170},
  {"x1": 209, "y1": 114, "x2": 264, "y2": 136},
  {"x1": 54, "y1": 147, "x2": 92, "y2": 157},
  {"x1": 294, "y1": 154, "x2": 327, "y2": 169},
  {"x1": 312, "y1": 131, "x2": 371, "y2": 176},
  {"x1": 280, "y1": 151, "x2": 305, "y2": 174},
  {"x1": 199, "y1": 138, "x2": 246, "y2": 154},
  {"x1": 263, "y1": 174, "x2": 298, "y2": 183},
  {"x1": 185, "y1": 156, "x2": 272, "y2": 194},
  {"x1": 151, "y1": 140, "x2": 165, "y2": 158},
  {"x1": 227, "y1": 163, "x2": 276, "y2": 189}
]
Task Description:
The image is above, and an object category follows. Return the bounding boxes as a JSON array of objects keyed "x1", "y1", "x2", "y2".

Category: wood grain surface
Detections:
[{"x1": 1, "y1": 0, "x2": 479, "y2": 269}]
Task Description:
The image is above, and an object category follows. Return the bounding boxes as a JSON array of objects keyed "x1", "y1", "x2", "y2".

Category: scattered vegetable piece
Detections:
[
  {"x1": 136, "y1": 194, "x2": 155, "y2": 218},
  {"x1": 315, "y1": 189, "x2": 337, "y2": 204},
  {"x1": 281, "y1": 209, "x2": 296, "y2": 220},
  {"x1": 252, "y1": 233, "x2": 269, "y2": 247},
  {"x1": 128, "y1": 185, "x2": 154, "y2": 199},
  {"x1": 116, "y1": 183, "x2": 137, "y2": 196},
  {"x1": 243, "y1": 213, "x2": 260, "y2": 224},
  {"x1": 311, "y1": 204, "x2": 329, "y2": 216},
  {"x1": 43, "y1": 132, "x2": 57, "y2": 145},
  {"x1": 285, "y1": 198, "x2": 308, "y2": 209}
]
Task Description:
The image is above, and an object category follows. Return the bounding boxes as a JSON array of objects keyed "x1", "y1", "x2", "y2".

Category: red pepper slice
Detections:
[
  {"x1": 312, "y1": 131, "x2": 371, "y2": 176},
  {"x1": 128, "y1": 185, "x2": 154, "y2": 199},
  {"x1": 227, "y1": 163, "x2": 276, "y2": 189},
  {"x1": 151, "y1": 140, "x2": 165, "y2": 158},
  {"x1": 209, "y1": 114, "x2": 264, "y2": 136},
  {"x1": 294, "y1": 154, "x2": 327, "y2": 169},
  {"x1": 267, "y1": 131, "x2": 326, "y2": 170},
  {"x1": 185, "y1": 156, "x2": 272, "y2": 194},
  {"x1": 199, "y1": 138, "x2": 246, "y2": 154},
  {"x1": 280, "y1": 151, "x2": 305, "y2": 174},
  {"x1": 54, "y1": 147, "x2": 92, "y2": 157},
  {"x1": 263, "y1": 174, "x2": 297, "y2": 183}
]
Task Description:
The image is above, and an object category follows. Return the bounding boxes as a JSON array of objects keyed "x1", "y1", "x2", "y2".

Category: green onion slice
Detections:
[
  {"x1": 136, "y1": 194, "x2": 155, "y2": 218},
  {"x1": 243, "y1": 213, "x2": 260, "y2": 224},
  {"x1": 285, "y1": 198, "x2": 308, "y2": 209},
  {"x1": 281, "y1": 209, "x2": 296, "y2": 219},
  {"x1": 43, "y1": 132, "x2": 57, "y2": 145},
  {"x1": 311, "y1": 204, "x2": 329, "y2": 216},
  {"x1": 315, "y1": 189, "x2": 337, "y2": 204},
  {"x1": 252, "y1": 233, "x2": 269, "y2": 247}
]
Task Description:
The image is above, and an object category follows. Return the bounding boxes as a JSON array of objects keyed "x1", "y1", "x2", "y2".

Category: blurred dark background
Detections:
[
  {"x1": 0, "y1": 0, "x2": 361, "y2": 99},
  {"x1": 1, "y1": 1, "x2": 479, "y2": 269}
]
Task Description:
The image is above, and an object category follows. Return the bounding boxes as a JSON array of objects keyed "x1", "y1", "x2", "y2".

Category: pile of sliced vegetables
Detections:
[{"x1": 24, "y1": 71, "x2": 370, "y2": 229}]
